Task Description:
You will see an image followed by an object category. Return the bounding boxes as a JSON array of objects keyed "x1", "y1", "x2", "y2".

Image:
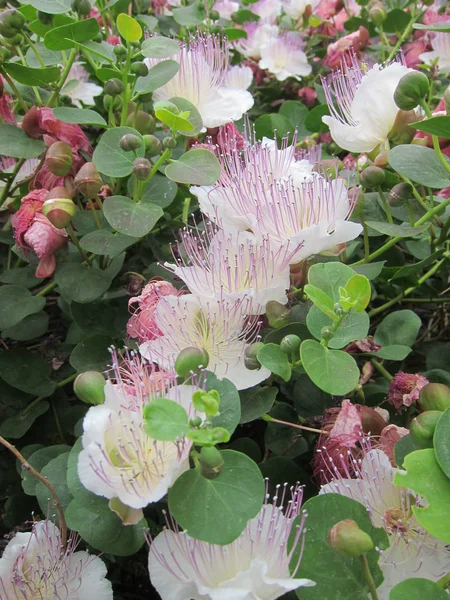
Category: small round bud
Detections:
[
  {"x1": 266, "y1": 300, "x2": 292, "y2": 329},
  {"x1": 143, "y1": 134, "x2": 162, "y2": 155},
  {"x1": 42, "y1": 197, "x2": 76, "y2": 228},
  {"x1": 328, "y1": 520, "x2": 374, "y2": 557},
  {"x1": 0, "y1": 9, "x2": 25, "y2": 35},
  {"x1": 321, "y1": 326, "x2": 334, "y2": 341},
  {"x1": 162, "y1": 136, "x2": 177, "y2": 149},
  {"x1": 47, "y1": 186, "x2": 73, "y2": 200},
  {"x1": 113, "y1": 44, "x2": 127, "y2": 57},
  {"x1": 70, "y1": 0, "x2": 91, "y2": 15},
  {"x1": 73, "y1": 162, "x2": 103, "y2": 198},
  {"x1": 104, "y1": 78, "x2": 124, "y2": 96},
  {"x1": 394, "y1": 71, "x2": 430, "y2": 111},
  {"x1": 410, "y1": 410, "x2": 442, "y2": 448},
  {"x1": 244, "y1": 341, "x2": 264, "y2": 370},
  {"x1": 192, "y1": 389, "x2": 220, "y2": 417},
  {"x1": 419, "y1": 383, "x2": 450, "y2": 413},
  {"x1": 126, "y1": 111, "x2": 155, "y2": 134},
  {"x1": 280, "y1": 334, "x2": 301, "y2": 354},
  {"x1": 37, "y1": 10, "x2": 53, "y2": 24},
  {"x1": 133, "y1": 157, "x2": 151, "y2": 180},
  {"x1": 74, "y1": 371, "x2": 106, "y2": 405},
  {"x1": 175, "y1": 346, "x2": 209, "y2": 378},
  {"x1": 103, "y1": 94, "x2": 122, "y2": 111},
  {"x1": 22, "y1": 106, "x2": 43, "y2": 139},
  {"x1": 46, "y1": 141, "x2": 73, "y2": 176},
  {"x1": 199, "y1": 446, "x2": 224, "y2": 479},
  {"x1": 130, "y1": 61, "x2": 149, "y2": 77},
  {"x1": 360, "y1": 166, "x2": 385, "y2": 188},
  {"x1": 389, "y1": 182, "x2": 412, "y2": 207},
  {"x1": 119, "y1": 133, "x2": 142, "y2": 152},
  {"x1": 369, "y1": 3, "x2": 386, "y2": 25},
  {"x1": 189, "y1": 415, "x2": 202, "y2": 428},
  {"x1": 209, "y1": 9, "x2": 220, "y2": 19}
]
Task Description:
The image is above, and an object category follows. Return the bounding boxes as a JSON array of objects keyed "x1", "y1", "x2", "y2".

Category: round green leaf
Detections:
[
  {"x1": 134, "y1": 60, "x2": 179, "y2": 95},
  {"x1": 388, "y1": 145, "x2": 450, "y2": 189},
  {"x1": 434, "y1": 407, "x2": 450, "y2": 479},
  {"x1": 25, "y1": 44, "x2": 62, "y2": 67},
  {"x1": 70, "y1": 334, "x2": 114, "y2": 372},
  {"x1": 307, "y1": 306, "x2": 370, "y2": 349},
  {"x1": 300, "y1": 339, "x2": 360, "y2": 395},
  {"x1": 412, "y1": 116, "x2": 450, "y2": 140},
  {"x1": 364, "y1": 221, "x2": 430, "y2": 237},
  {"x1": 240, "y1": 386, "x2": 277, "y2": 424},
  {"x1": 0, "y1": 285, "x2": 45, "y2": 329},
  {"x1": 140, "y1": 172, "x2": 177, "y2": 207},
  {"x1": 35, "y1": 452, "x2": 73, "y2": 525},
  {"x1": 55, "y1": 263, "x2": 112, "y2": 303},
  {"x1": 103, "y1": 195, "x2": 163, "y2": 237},
  {"x1": 116, "y1": 13, "x2": 142, "y2": 42},
  {"x1": 257, "y1": 343, "x2": 292, "y2": 382},
  {"x1": 0, "y1": 124, "x2": 45, "y2": 158},
  {"x1": 141, "y1": 36, "x2": 180, "y2": 58},
  {"x1": 0, "y1": 266, "x2": 41, "y2": 289},
  {"x1": 21, "y1": 0, "x2": 71, "y2": 14},
  {"x1": 373, "y1": 345, "x2": 412, "y2": 361},
  {"x1": 79, "y1": 231, "x2": 138, "y2": 258},
  {"x1": 344, "y1": 274, "x2": 371, "y2": 312},
  {"x1": 383, "y1": 8, "x2": 410, "y2": 33},
  {"x1": 2, "y1": 311, "x2": 49, "y2": 341},
  {"x1": 165, "y1": 149, "x2": 221, "y2": 185},
  {"x1": 3, "y1": 63, "x2": 60, "y2": 86},
  {"x1": 0, "y1": 348, "x2": 55, "y2": 397},
  {"x1": 169, "y1": 97, "x2": 203, "y2": 136},
  {"x1": 93, "y1": 127, "x2": 144, "y2": 177},
  {"x1": 168, "y1": 450, "x2": 265, "y2": 545},
  {"x1": 21, "y1": 444, "x2": 71, "y2": 495},
  {"x1": 0, "y1": 401, "x2": 49, "y2": 439},
  {"x1": 304, "y1": 104, "x2": 330, "y2": 133},
  {"x1": 143, "y1": 398, "x2": 189, "y2": 441},
  {"x1": 53, "y1": 107, "x2": 107, "y2": 127},
  {"x1": 206, "y1": 372, "x2": 241, "y2": 435},
  {"x1": 293, "y1": 374, "x2": 333, "y2": 419},
  {"x1": 374, "y1": 310, "x2": 421, "y2": 348},
  {"x1": 390, "y1": 578, "x2": 449, "y2": 600},
  {"x1": 44, "y1": 18, "x2": 99, "y2": 50},
  {"x1": 172, "y1": 3, "x2": 205, "y2": 25},
  {"x1": 254, "y1": 113, "x2": 293, "y2": 142},
  {"x1": 265, "y1": 402, "x2": 308, "y2": 458}
]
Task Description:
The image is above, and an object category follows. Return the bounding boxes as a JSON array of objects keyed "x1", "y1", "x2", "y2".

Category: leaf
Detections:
[
  {"x1": 53, "y1": 107, "x2": 107, "y2": 127},
  {"x1": 388, "y1": 145, "x2": 450, "y2": 189},
  {"x1": 26, "y1": 43, "x2": 63, "y2": 67},
  {"x1": 93, "y1": 127, "x2": 144, "y2": 177},
  {"x1": 223, "y1": 27, "x2": 247, "y2": 40},
  {"x1": 21, "y1": 0, "x2": 71, "y2": 15},
  {"x1": 134, "y1": 60, "x2": 180, "y2": 95},
  {"x1": 70, "y1": 334, "x2": 113, "y2": 372},
  {"x1": 0, "y1": 124, "x2": 45, "y2": 158},
  {"x1": 383, "y1": 8, "x2": 410, "y2": 33},
  {"x1": 3, "y1": 63, "x2": 60, "y2": 86},
  {"x1": 412, "y1": 116, "x2": 450, "y2": 140},
  {"x1": 21, "y1": 444, "x2": 71, "y2": 495},
  {"x1": 0, "y1": 285, "x2": 45, "y2": 329},
  {"x1": 374, "y1": 310, "x2": 421, "y2": 348},
  {"x1": 168, "y1": 450, "x2": 265, "y2": 545},
  {"x1": 254, "y1": 113, "x2": 293, "y2": 143},
  {"x1": 307, "y1": 262, "x2": 356, "y2": 299},
  {"x1": 140, "y1": 172, "x2": 177, "y2": 208},
  {"x1": 206, "y1": 372, "x2": 241, "y2": 436},
  {"x1": 306, "y1": 307, "x2": 370, "y2": 350},
  {"x1": 293, "y1": 374, "x2": 333, "y2": 418},
  {"x1": 434, "y1": 407, "x2": 450, "y2": 479},
  {"x1": 365, "y1": 221, "x2": 430, "y2": 237},
  {"x1": 116, "y1": 13, "x2": 142, "y2": 42},
  {"x1": 240, "y1": 386, "x2": 278, "y2": 424},
  {"x1": 169, "y1": 97, "x2": 203, "y2": 136},
  {"x1": 172, "y1": 3, "x2": 206, "y2": 25},
  {"x1": 290, "y1": 494, "x2": 388, "y2": 600},
  {"x1": 300, "y1": 339, "x2": 360, "y2": 396},
  {"x1": 35, "y1": 453, "x2": 73, "y2": 525},
  {"x1": 155, "y1": 105, "x2": 195, "y2": 132},
  {"x1": 305, "y1": 104, "x2": 330, "y2": 133},
  {"x1": 0, "y1": 401, "x2": 49, "y2": 439},
  {"x1": 279, "y1": 100, "x2": 309, "y2": 135},
  {"x1": 414, "y1": 22, "x2": 450, "y2": 32},
  {"x1": 394, "y1": 434, "x2": 420, "y2": 468},
  {"x1": 165, "y1": 149, "x2": 221, "y2": 185},
  {"x1": 230, "y1": 8, "x2": 259, "y2": 23},
  {"x1": 0, "y1": 265, "x2": 41, "y2": 289},
  {"x1": 390, "y1": 578, "x2": 449, "y2": 600},
  {"x1": 141, "y1": 36, "x2": 180, "y2": 58},
  {"x1": 0, "y1": 348, "x2": 55, "y2": 397},
  {"x1": 55, "y1": 263, "x2": 112, "y2": 303},
  {"x1": 44, "y1": 18, "x2": 99, "y2": 50},
  {"x1": 257, "y1": 343, "x2": 292, "y2": 382},
  {"x1": 352, "y1": 261, "x2": 386, "y2": 281},
  {"x1": 143, "y1": 398, "x2": 189, "y2": 441},
  {"x1": 103, "y1": 195, "x2": 163, "y2": 237},
  {"x1": 304, "y1": 283, "x2": 337, "y2": 321},
  {"x1": 265, "y1": 402, "x2": 308, "y2": 458},
  {"x1": 135, "y1": 14, "x2": 158, "y2": 31},
  {"x1": 344, "y1": 274, "x2": 371, "y2": 312},
  {"x1": 394, "y1": 449, "x2": 450, "y2": 543},
  {"x1": 79, "y1": 231, "x2": 138, "y2": 258},
  {"x1": 2, "y1": 311, "x2": 49, "y2": 341},
  {"x1": 374, "y1": 345, "x2": 412, "y2": 361}
]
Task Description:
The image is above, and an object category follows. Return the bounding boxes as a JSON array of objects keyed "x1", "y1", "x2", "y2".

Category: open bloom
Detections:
[
  {"x1": 251, "y1": 0, "x2": 282, "y2": 22},
  {"x1": 321, "y1": 448, "x2": 450, "y2": 599},
  {"x1": 165, "y1": 221, "x2": 299, "y2": 312},
  {"x1": 234, "y1": 22, "x2": 279, "y2": 60},
  {"x1": 148, "y1": 483, "x2": 315, "y2": 600},
  {"x1": 78, "y1": 350, "x2": 196, "y2": 510},
  {"x1": 419, "y1": 32, "x2": 450, "y2": 72},
  {"x1": 11, "y1": 189, "x2": 67, "y2": 278},
  {"x1": 0, "y1": 520, "x2": 113, "y2": 600},
  {"x1": 62, "y1": 63, "x2": 103, "y2": 108},
  {"x1": 145, "y1": 34, "x2": 253, "y2": 129},
  {"x1": 259, "y1": 32, "x2": 312, "y2": 81},
  {"x1": 213, "y1": 0, "x2": 239, "y2": 19},
  {"x1": 283, "y1": 0, "x2": 320, "y2": 20},
  {"x1": 322, "y1": 55, "x2": 411, "y2": 152},
  {"x1": 140, "y1": 294, "x2": 270, "y2": 390},
  {"x1": 223, "y1": 65, "x2": 254, "y2": 90}
]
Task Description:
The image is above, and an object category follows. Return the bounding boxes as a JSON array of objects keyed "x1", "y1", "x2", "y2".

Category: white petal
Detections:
[
  {"x1": 199, "y1": 87, "x2": 254, "y2": 128},
  {"x1": 68, "y1": 551, "x2": 113, "y2": 599}
]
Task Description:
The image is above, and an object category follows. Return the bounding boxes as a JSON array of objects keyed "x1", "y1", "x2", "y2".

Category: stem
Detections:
[
  {"x1": 36, "y1": 281, "x2": 57, "y2": 297},
  {"x1": 360, "y1": 554, "x2": 379, "y2": 600},
  {"x1": 386, "y1": 10, "x2": 420, "y2": 63},
  {"x1": 67, "y1": 223, "x2": 90, "y2": 262},
  {"x1": 47, "y1": 48, "x2": 77, "y2": 108},
  {"x1": 23, "y1": 33, "x2": 46, "y2": 68},
  {"x1": 420, "y1": 100, "x2": 450, "y2": 176},
  {"x1": 120, "y1": 45, "x2": 133, "y2": 126},
  {"x1": 377, "y1": 186, "x2": 393, "y2": 224},
  {"x1": 136, "y1": 149, "x2": 172, "y2": 199},
  {"x1": 0, "y1": 435, "x2": 68, "y2": 549},
  {"x1": 371, "y1": 360, "x2": 393, "y2": 382},
  {"x1": 87, "y1": 198, "x2": 102, "y2": 230},
  {"x1": 361, "y1": 216, "x2": 370, "y2": 262},
  {"x1": 0, "y1": 158, "x2": 25, "y2": 207},
  {"x1": 1, "y1": 70, "x2": 27, "y2": 112},
  {"x1": 262, "y1": 414, "x2": 328, "y2": 435}
]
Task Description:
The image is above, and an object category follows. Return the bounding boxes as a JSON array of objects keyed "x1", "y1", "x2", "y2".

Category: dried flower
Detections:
[{"x1": 388, "y1": 371, "x2": 429, "y2": 411}]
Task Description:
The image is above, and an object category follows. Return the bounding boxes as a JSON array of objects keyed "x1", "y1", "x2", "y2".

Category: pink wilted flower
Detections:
[
  {"x1": 324, "y1": 27, "x2": 369, "y2": 68},
  {"x1": 379, "y1": 423, "x2": 409, "y2": 465},
  {"x1": 12, "y1": 189, "x2": 67, "y2": 278},
  {"x1": 127, "y1": 278, "x2": 182, "y2": 343},
  {"x1": 297, "y1": 86, "x2": 317, "y2": 107},
  {"x1": 388, "y1": 372, "x2": 429, "y2": 411},
  {"x1": 403, "y1": 38, "x2": 430, "y2": 68},
  {"x1": 106, "y1": 34, "x2": 121, "y2": 45}
]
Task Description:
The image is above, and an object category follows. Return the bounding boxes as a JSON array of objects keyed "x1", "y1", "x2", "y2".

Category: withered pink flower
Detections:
[
  {"x1": 297, "y1": 86, "x2": 317, "y2": 107},
  {"x1": 106, "y1": 34, "x2": 120, "y2": 45},
  {"x1": 12, "y1": 189, "x2": 67, "y2": 278},
  {"x1": 388, "y1": 372, "x2": 429, "y2": 411},
  {"x1": 403, "y1": 38, "x2": 430, "y2": 68},
  {"x1": 0, "y1": 76, "x2": 15, "y2": 124},
  {"x1": 379, "y1": 424, "x2": 409, "y2": 465},
  {"x1": 324, "y1": 27, "x2": 369, "y2": 68}
]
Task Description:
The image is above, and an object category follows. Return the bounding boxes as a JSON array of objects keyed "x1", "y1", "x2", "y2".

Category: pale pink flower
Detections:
[
  {"x1": 403, "y1": 38, "x2": 430, "y2": 68},
  {"x1": 388, "y1": 372, "x2": 429, "y2": 411},
  {"x1": 323, "y1": 27, "x2": 369, "y2": 68},
  {"x1": 213, "y1": 0, "x2": 239, "y2": 19},
  {"x1": 251, "y1": 0, "x2": 282, "y2": 23},
  {"x1": 259, "y1": 32, "x2": 312, "y2": 81},
  {"x1": 234, "y1": 22, "x2": 279, "y2": 60}
]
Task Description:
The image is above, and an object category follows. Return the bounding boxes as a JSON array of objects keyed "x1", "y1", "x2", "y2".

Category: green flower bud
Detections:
[
  {"x1": 175, "y1": 346, "x2": 209, "y2": 378},
  {"x1": 46, "y1": 141, "x2": 73, "y2": 177},
  {"x1": 199, "y1": 446, "x2": 224, "y2": 479},
  {"x1": 410, "y1": 410, "x2": 442, "y2": 448},
  {"x1": 209, "y1": 9, "x2": 220, "y2": 19},
  {"x1": 42, "y1": 197, "x2": 76, "y2": 228},
  {"x1": 126, "y1": 111, "x2": 155, "y2": 134},
  {"x1": 328, "y1": 520, "x2": 374, "y2": 557},
  {"x1": 143, "y1": 134, "x2": 162, "y2": 155},
  {"x1": 130, "y1": 61, "x2": 149, "y2": 77},
  {"x1": 389, "y1": 109, "x2": 418, "y2": 145},
  {"x1": 73, "y1": 162, "x2": 103, "y2": 198},
  {"x1": 113, "y1": 44, "x2": 127, "y2": 57},
  {"x1": 244, "y1": 341, "x2": 264, "y2": 370},
  {"x1": 189, "y1": 415, "x2": 202, "y2": 428},
  {"x1": 369, "y1": 3, "x2": 386, "y2": 25},
  {"x1": 103, "y1": 94, "x2": 122, "y2": 111},
  {"x1": 360, "y1": 165, "x2": 385, "y2": 188},
  {"x1": 74, "y1": 371, "x2": 106, "y2": 405},
  {"x1": 266, "y1": 300, "x2": 292, "y2": 329},
  {"x1": 133, "y1": 157, "x2": 151, "y2": 180},
  {"x1": 394, "y1": 71, "x2": 430, "y2": 111},
  {"x1": 192, "y1": 389, "x2": 220, "y2": 417},
  {"x1": 419, "y1": 383, "x2": 450, "y2": 412},
  {"x1": 321, "y1": 326, "x2": 334, "y2": 341},
  {"x1": 47, "y1": 186, "x2": 73, "y2": 200},
  {"x1": 104, "y1": 78, "x2": 124, "y2": 96},
  {"x1": 119, "y1": 133, "x2": 142, "y2": 152},
  {"x1": 280, "y1": 334, "x2": 301, "y2": 354},
  {"x1": 37, "y1": 10, "x2": 53, "y2": 24},
  {"x1": 70, "y1": 0, "x2": 91, "y2": 15},
  {"x1": 389, "y1": 182, "x2": 412, "y2": 207},
  {"x1": 162, "y1": 136, "x2": 177, "y2": 149},
  {"x1": 0, "y1": 9, "x2": 25, "y2": 34}
]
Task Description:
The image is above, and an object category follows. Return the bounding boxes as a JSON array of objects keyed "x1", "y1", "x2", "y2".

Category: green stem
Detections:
[
  {"x1": 136, "y1": 149, "x2": 172, "y2": 199},
  {"x1": 377, "y1": 186, "x2": 393, "y2": 224},
  {"x1": 23, "y1": 33, "x2": 46, "y2": 68},
  {"x1": 67, "y1": 223, "x2": 91, "y2": 262},
  {"x1": 120, "y1": 45, "x2": 132, "y2": 127},
  {"x1": 22, "y1": 374, "x2": 77, "y2": 415},
  {"x1": 361, "y1": 216, "x2": 370, "y2": 262},
  {"x1": 360, "y1": 554, "x2": 379, "y2": 600},
  {"x1": 1, "y1": 70, "x2": 27, "y2": 112},
  {"x1": 87, "y1": 198, "x2": 102, "y2": 230},
  {"x1": 0, "y1": 158, "x2": 25, "y2": 207},
  {"x1": 386, "y1": 10, "x2": 420, "y2": 63},
  {"x1": 36, "y1": 281, "x2": 57, "y2": 297},
  {"x1": 371, "y1": 360, "x2": 393, "y2": 382},
  {"x1": 47, "y1": 48, "x2": 77, "y2": 108},
  {"x1": 420, "y1": 100, "x2": 450, "y2": 176},
  {"x1": 261, "y1": 414, "x2": 328, "y2": 435}
]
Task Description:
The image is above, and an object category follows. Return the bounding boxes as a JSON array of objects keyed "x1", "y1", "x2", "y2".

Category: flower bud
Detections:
[
  {"x1": 162, "y1": 137, "x2": 177, "y2": 149},
  {"x1": 113, "y1": 44, "x2": 127, "y2": 57},
  {"x1": 126, "y1": 111, "x2": 155, "y2": 134},
  {"x1": 321, "y1": 326, "x2": 334, "y2": 341},
  {"x1": 37, "y1": 10, "x2": 53, "y2": 24},
  {"x1": 104, "y1": 78, "x2": 124, "y2": 96},
  {"x1": 374, "y1": 151, "x2": 389, "y2": 168},
  {"x1": 280, "y1": 334, "x2": 301, "y2": 354},
  {"x1": 73, "y1": 162, "x2": 103, "y2": 198},
  {"x1": 444, "y1": 85, "x2": 450, "y2": 115},
  {"x1": 359, "y1": 405, "x2": 386, "y2": 435},
  {"x1": 389, "y1": 109, "x2": 417, "y2": 145},
  {"x1": 266, "y1": 300, "x2": 291, "y2": 329},
  {"x1": 119, "y1": 133, "x2": 142, "y2": 152},
  {"x1": 130, "y1": 61, "x2": 149, "y2": 77},
  {"x1": 0, "y1": 9, "x2": 25, "y2": 37},
  {"x1": 143, "y1": 134, "x2": 162, "y2": 155},
  {"x1": 189, "y1": 415, "x2": 202, "y2": 428},
  {"x1": 328, "y1": 520, "x2": 374, "y2": 557},
  {"x1": 47, "y1": 186, "x2": 73, "y2": 200},
  {"x1": 22, "y1": 107, "x2": 43, "y2": 139},
  {"x1": 394, "y1": 71, "x2": 430, "y2": 111},
  {"x1": 369, "y1": 3, "x2": 386, "y2": 25},
  {"x1": 360, "y1": 166, "x2": 385, "y2": 188},
  {"x1": 244, "y1": 341, "x2": 264, "y2": 370},
  {"x1": 133, "y1": 157, "x2": 151, "y2": 180},
  {"x1": 410, "y1": 410, "x2": 442, "y2": 448},
  {"x1": 70, "y1": 0, "x2": 91, "y2": 15},
  {"x1": 46, "y1": 141, "x2": 73, "y2": 176},
  {"x1": 199, "y1": 446, "x2": 224, "y2": 479},
  {"x1": 192, "y1": 389, "x2": 220, "y2": 418},
  {"x1": 175, "y1": 346, "x2": 209, "y2": 378},
  {"x1": 74, "y1": 371, "x2": 106, "y2": 405},
  {"x1": 42, "y1": 197, "x2": 76, "y2": 228},
  {"x1": 103, "y1": 94, "x2": 122, "y2": 111},
  {"x1": 419, "y1": 383, "x2": 450, "y2": 412},
  {"x1": 389, "y1": 182, "x2": 412, "y2": 206}
]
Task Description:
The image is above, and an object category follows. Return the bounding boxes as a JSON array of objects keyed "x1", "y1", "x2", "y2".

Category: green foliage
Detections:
[
  {"x1": 0, "y1": 285, "x2": 45, "y2": 329},
  {"x1": 143, "y1": 398, "x2": 189, "y2": 441},
  {"x1": 134, "y1": 60, "x2": 180, "y2": 95},
  {"x1": 93, "y1": 127, "x2": 144, "y2": 177},
  {"x1": 433, "y1": 408, "x2": 450, "y2": 479},
  {"x1": 388, "y1": 145, "x2": 450, "y2": 189},
  {"x1": 257, "y1": 343, "x2": 292, "y2": 381},
  {"x1": 389, "y1": 579, "x2": 449, "y2": 600},
  {"x1": 165, "y1": 149, "x2": 222, "y2": 185},
  {"x1": 0, "y1": 124, "x2": 45, "y2": 158},
  {"x1": 53, "y1": 107, "x2": 108, "y2": 126},
  {"x1": 116, "y1": 13, "x2": 142, "y2": 42},
  {"x1": 44, "y1": 18, "x2": 99, "y2": 50},
  {"x1": 103, "y1": 195, "x2": 163, "y2": 237}
]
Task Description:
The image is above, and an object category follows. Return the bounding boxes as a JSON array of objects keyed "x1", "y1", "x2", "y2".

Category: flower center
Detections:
[{"x1": 383, "y1": 507, "x2": 412, "y2": 536}]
